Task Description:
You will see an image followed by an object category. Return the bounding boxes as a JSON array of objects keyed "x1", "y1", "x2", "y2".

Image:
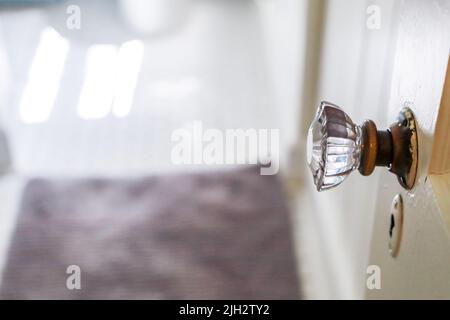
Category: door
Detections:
[{"x1": 366, "y1": 0, "x2": 450, "y2": 299}]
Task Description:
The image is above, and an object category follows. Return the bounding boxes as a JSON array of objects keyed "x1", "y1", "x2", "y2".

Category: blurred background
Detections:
[{"x1": 0, "y1": 0, "x2": 398, "y2": 299}]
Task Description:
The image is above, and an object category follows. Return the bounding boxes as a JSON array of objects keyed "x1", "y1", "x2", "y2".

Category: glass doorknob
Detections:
[{"x1": 306, "y1": 101, "x2": 418, "y2": 191}]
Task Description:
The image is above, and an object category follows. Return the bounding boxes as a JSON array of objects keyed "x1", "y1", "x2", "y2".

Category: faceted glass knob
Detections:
[
  {"x1": 306, "y1": 101, "x2": 419, "y2": 192},
  {"x1": 306, "y1": 101, "x2": 361, "y2": 191}
]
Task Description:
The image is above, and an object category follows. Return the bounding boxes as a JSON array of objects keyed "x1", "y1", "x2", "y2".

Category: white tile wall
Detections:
[{"x1": 0, "y1": 0, "x2": 286, "y2": 178}]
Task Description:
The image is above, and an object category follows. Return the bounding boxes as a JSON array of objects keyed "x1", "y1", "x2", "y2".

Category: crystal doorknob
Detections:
[{"x1": 306, "y1": 101, "x2": 418, "y2": 191}]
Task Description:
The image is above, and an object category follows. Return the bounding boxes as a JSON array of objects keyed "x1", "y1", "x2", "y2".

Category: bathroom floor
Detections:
[{"x1": 0, "y1": 166, "x2": 300, "y2": 299}]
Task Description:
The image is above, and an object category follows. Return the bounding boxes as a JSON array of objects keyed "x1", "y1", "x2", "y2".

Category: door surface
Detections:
[{"x1": 366, "y1": 0, "x2": 450, "y2": 299}]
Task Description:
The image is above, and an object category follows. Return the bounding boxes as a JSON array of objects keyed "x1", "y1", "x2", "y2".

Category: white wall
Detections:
[
  {"x1": 0, "y1": 0, "x2": 278, "y2": 177},
  {"x1": 255, "y1": 0, "x2": 308, "y2": 170},
  {"x1": 0, "y1": 22, "x2": 11, "y2": 172}
]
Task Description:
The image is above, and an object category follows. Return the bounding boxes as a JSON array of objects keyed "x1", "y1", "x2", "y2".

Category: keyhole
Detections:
[
  {"x1": 389, "y1": 214, "x2": 395, "y2": 238},
  {"x1": 388, "y1": 194, "x2": 403, "y2": 257}
]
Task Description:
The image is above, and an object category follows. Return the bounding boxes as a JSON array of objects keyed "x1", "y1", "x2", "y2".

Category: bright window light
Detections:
[
  {"x1": 19, "y1": 27, "x2": 69, "y2": 124},
  {"x1": 112, "y1": 40, "x2": 144, "y2": 118},
  {"x1": 77, "y1": 45, "x2": 118, "y2": 119}
]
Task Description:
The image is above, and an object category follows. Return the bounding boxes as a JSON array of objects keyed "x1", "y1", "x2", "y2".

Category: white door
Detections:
[
  {"x1": 292, "y1": 0, "x2": 450, "y2": 299},
  {"x1": 366, "y1": 0, "x2": 450, "y2": 299}
]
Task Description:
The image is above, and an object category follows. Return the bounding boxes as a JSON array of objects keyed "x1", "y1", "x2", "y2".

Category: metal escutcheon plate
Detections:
[{"x1": 395, "y1": 107, "x2": 418, "y2": 190}]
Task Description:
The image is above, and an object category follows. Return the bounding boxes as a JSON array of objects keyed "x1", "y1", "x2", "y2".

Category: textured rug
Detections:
[{"x1": 0, "y1": 166, "x2": 300, "y2": 299}]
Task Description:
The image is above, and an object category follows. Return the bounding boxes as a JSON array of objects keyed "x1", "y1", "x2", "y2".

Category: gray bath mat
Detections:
[{"x1": 0, "y1": 166, "x2": 300, "y2": 299}]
